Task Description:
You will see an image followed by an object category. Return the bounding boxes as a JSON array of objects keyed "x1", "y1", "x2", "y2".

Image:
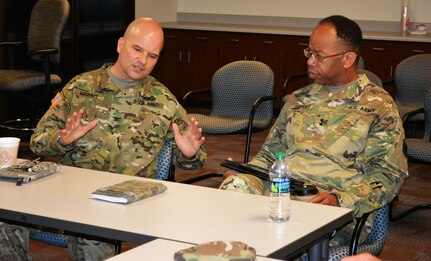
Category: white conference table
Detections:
[{"x1": 0, "y1": 164, "x2": 353, "y2": 260}]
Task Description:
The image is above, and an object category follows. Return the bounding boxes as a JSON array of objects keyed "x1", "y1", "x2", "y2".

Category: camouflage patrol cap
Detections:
[{"x1": 174, "y1": 241, "x2": 256, "y2": 261}]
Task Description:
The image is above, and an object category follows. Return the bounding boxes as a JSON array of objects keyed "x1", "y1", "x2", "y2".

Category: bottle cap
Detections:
[{"x1": 275, "y1": 152, "x2": 285, "y2": 159}]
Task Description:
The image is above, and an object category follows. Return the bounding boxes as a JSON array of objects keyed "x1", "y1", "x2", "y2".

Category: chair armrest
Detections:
[
  {"x1": 0, "y1": 41, "x2": 24, "y2": 47},
  {"x1": 281, "y1": 73, "x2": 308, "y2": 109},
  {"x1": 349, "y1": 211, "x2": 372, "y2": 255},
  {"x1": 349, "y1": 204, "x2": 390, "y2": 256},
  {"x1": 0, "y1": 41, "x2": 25, "y2": 68},
  {"x1": 182, "y1": 88, "x2": 212, "y2": 106},
  {"x1": 382, "y1": 79, "x2": 394, "y2": 85},
  {"x1": 402, "y1": 108, "x2": 425, "y2": 124},
  {"x1": 28, "y1": 48, "x2": 59, "y2": 56},
  {"x1": 244, "y1": 95, "x2": 277, "y2": 163}
]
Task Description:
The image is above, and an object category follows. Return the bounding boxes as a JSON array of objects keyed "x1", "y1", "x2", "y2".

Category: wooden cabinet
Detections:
[
  {"x1": 216, "y1": 32, "x2": 286, "y2": 106},
  {"x1": 152, "y1": 30, "x2": 287, "y2": 104},
  {"x1": 284, "y1": 36, "x2": 310, "y2": 95},
  {"x1": 145, "y1": 28, "x2": 431, "y2": 108},
  {"x1": 151, "y1": 29, "x2": 218, "y2": 99},
  {"x1": 285, "y1": 36, "x2": 309, "y2": 75},
  {"x1": 362, "y1": 40, "x2": 431, "y2": 96},
  {"x1": 362, "y1": 40, "x2": 431, "y2": 81}
]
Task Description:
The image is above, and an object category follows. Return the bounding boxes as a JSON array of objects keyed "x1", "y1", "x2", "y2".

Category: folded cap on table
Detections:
[{"x1": 174, "y1": 241, "x2": 256, "y2": 261}]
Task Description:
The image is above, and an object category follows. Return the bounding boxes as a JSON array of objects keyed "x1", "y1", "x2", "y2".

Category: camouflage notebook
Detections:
[
  {"x1": 0, "y1": 160, "x2": 61, "y2": 186},
  {"x1": 91, "y1": 179, "x2": 167, "y2": 204}
]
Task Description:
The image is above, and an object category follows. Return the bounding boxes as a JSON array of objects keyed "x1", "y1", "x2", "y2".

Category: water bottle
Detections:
[
  {"x1": 400, "y1": 0, "x2": 410, "y2": 33},
  {"x1": 269, "y1": 152, "x2": 291, "y2": 222}
]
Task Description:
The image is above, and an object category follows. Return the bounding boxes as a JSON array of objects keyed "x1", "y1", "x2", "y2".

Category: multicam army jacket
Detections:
[
  {"x1": 250, "y1": 74, "x2": 408, "y2": 217},
  {"x1": 30, "y1": 64, "x2": 206, "y2": 178}
]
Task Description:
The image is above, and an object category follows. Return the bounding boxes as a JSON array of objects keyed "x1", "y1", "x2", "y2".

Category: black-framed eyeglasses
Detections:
[{"x1": 303, "y1": 47, "x2": 354, "y2": 63}]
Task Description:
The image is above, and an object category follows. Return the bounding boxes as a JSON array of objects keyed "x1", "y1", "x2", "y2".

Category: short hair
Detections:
[{"x1": 319, "y1": 15, "x2": 362, "y2": 57}]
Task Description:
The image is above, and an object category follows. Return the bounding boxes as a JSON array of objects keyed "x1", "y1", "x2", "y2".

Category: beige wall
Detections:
[
  {"x1": 136, "y1": 0, "x2": 431, "y2": 23},
  {"x1": 135, "y1": 0, "x2": 178, "y2": 22}
]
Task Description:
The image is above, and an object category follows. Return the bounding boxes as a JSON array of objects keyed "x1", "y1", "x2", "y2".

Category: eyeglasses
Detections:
[{"x1": 303, "y1": 47, "x2": 353, "y2": 63}]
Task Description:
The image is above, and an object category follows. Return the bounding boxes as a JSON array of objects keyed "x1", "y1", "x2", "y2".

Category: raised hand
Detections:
[
  {"x1": 59, "y1": 109, "x2": 98, "y2": 145},
  {"x1": 172, "y1": 117, "x2": 205, "y2": 159}
]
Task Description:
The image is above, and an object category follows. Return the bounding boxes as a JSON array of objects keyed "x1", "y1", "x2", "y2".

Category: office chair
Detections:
[
  {"x1": 358, "y1": 69, "x2": 382, "y2": 88},
  {"x1": 329, "y1": 205, "x2": 390, "y2": 260},
  {"x1": 156, "y1": 139, "x2": 176, "y2": 181},
  {"x1": 155, "y1": 138, "x2": 217, "y2": 184},
  {"x1": 390, "y1": 87, "x2": 431, "y2": 221},
  {"x1": 389, "y1": 54, "x2": 431, "y2": 136},
  {"x1": 0, "y1": 0, "x2": 69, "y2": 133},
  {"x1": 183, "y1": 60, "x2": 276, "y2": 164}
]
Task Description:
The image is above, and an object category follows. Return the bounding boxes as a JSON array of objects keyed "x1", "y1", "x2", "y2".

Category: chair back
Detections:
[
  {"x1": 358, "y1": 56, "x2": 365, "y2": 70},
  {"x1": 328, "y1": 205, "x2": 389, "y2": 260},
  {"x1": 211, "y1": 60, "x2": 274, "y2": 127},
  {"x1": 156, "y1": 139, "x2": 174, "y2": 181},
  {"x1": 27, "y1": 0, "x2": 70, "y2": 63},
  {"x1": 360, "y1": 205, "x2": 389, "y2": 253},
  {"x1": 423, "y1": 87, "x2": 431, "y2": 141},
  {"x1": 395, "y1": 54, "x2": 431, "y2": 107},
  {"x1": 358, "y1": 68, "x2": 383, "y2": 87}
]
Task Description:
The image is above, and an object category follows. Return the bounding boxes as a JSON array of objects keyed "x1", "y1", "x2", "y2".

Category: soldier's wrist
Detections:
[
  {"x1": 329, "y1": 192, "x2": 341, "y2": 207},
  {"x1": 56, "y1": 134, "x2": 75, "y2": 150}
]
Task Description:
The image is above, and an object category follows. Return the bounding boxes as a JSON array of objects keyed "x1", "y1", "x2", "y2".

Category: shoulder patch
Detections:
[{"x1": 51, "y1": 92, "x2": 62, "y2": 107}]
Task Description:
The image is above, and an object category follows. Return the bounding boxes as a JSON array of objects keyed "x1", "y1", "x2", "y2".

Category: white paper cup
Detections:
[{"x1": 0, "y1": 137, "x2": 20, "y2": 168}]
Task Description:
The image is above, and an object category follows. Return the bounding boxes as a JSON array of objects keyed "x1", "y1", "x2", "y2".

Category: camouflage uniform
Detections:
[
  {"x1": 30, "y1": 63, "x2": 206, "y2": 177},
  {"x1": 0, "y1": 223, "x2": 31, "y2": 261},
  {"x1": 220, "y1": 74, "x2": 408, "y2": 246},
  {"x1": 0, "y1": 64, "x2": 206, "y2": 261}
]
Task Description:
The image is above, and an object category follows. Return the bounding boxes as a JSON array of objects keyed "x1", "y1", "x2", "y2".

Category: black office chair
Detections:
[
  {"x1": 389, "y1": 54, "x2": 431, "y2": 137},
  {"x1": 155, "y1": 138, "x2": 214, "y2": 184},
  {"x1": 0, "y1": 0, "x2": 69, "y2": 134},
  {"x1": 390, "y1": 87, "x2": 431, "y2": 222}
]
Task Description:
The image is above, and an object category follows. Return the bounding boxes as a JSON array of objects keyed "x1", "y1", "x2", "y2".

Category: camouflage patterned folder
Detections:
[
  {"x1": 0, "y1": 160, "x2": 61, "y2": 186},
  {"x1": 91, "y1": 179, "x2": 167, "y2": 204}
]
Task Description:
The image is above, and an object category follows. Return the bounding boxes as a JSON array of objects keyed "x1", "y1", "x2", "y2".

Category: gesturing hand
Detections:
[
  {"x1": 172, "y1": 117, "x2": 205, "y2": 159},
  {"x1": 59, "y1": 109, "x2": 98, "y2": 145}
]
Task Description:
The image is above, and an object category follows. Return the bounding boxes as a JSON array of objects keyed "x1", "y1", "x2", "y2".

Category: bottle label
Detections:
[{"x1": 271, "y1": 179, "x2": 290, "y2": 193}]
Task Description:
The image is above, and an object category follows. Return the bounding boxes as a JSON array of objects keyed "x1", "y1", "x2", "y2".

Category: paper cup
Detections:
[{"x1": 0, "y1": 137, "x2": 20, "y2": 168}]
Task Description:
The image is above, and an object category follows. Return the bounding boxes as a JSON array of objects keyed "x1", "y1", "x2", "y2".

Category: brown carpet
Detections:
[{"x1": 23, "y1": 125, "x2": 431, "y2": 261}]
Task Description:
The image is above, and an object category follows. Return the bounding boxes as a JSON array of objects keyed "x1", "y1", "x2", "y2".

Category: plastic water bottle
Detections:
[
  {"x1": 400, "y1": 0, "x2": 410, "y2": 33},
  {"x1": 269, "y1": 152, "x2": 291, "y2": 222}
]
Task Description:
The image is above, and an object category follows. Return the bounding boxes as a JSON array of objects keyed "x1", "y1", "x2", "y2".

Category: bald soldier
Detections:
[
  {"x1": 0, "y1": 18, "x2": 206, "y2": 261},
  {"x1": 220, "y1": 15, "x2": 408, "y2": 248},
  {"x1": 30, "y1": 17, "x2": 206, "y2": 176}
]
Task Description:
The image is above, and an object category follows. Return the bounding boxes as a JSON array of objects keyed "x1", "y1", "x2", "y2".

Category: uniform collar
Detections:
[
  {"x1": 308, "y1": 74, "x2": 372, "y2": 102},
  {"x1": 95, "y1": 63, "x2": 152, "y2": 96}
]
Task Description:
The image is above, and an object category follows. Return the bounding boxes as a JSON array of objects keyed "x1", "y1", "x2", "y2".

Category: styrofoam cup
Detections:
[{"x1": 0, "y1": 137, "x2": 20, "y2": 168}]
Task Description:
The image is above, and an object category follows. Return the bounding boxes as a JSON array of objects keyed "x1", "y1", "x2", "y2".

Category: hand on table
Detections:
[
  {"x1": 59, "y1": 109, "x2": 98, "y2": 145},
  {"x1": 172, "y1": 117, "x2": 205, "y2": 159},
  {"x1": 308, "y1": 192, "x2": 339, "y2": 207}
]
